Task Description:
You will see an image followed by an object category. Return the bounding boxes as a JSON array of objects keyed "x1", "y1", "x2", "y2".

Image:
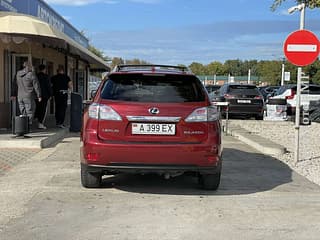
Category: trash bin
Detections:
[
  {"x1": 13, "y1": 115, "x2": 29, "y2": 137},
  {"x1": 264, "y1": 98, "x2": 287, "y2": 121},
  {"x1": 70, "y1": 92, "x2": 83, "y2": 132},
  {"x1": 11, "y1": 99, "x2": 29, "y2": 137}
]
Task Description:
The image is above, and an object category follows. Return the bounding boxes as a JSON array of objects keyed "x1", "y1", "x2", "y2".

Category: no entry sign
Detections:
[{"x1": 283, "y1": 30, "x2": 320, "y2": 66}]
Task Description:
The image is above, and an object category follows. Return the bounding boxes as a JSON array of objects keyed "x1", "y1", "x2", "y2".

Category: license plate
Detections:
[
  {"x1": 132, "y1": 123, "x2": 175, "y2": 135},
  {"x1": 237, "y1": 100, "x2": 251, "y2": 103}
]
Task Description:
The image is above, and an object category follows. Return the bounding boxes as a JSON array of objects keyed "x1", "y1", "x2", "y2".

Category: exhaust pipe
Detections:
[{"x1": 164, "y1": 173, "x2": 170, "y2": 180}]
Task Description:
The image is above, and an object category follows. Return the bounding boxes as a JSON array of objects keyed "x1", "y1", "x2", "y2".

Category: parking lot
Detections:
[{"x1": 1, "y1": 133, "x2": 320, "y2": 240}]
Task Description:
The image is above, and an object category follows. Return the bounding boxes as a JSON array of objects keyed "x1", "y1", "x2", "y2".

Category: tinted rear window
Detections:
[
  {"x1": 228, "y1": 85, "x2": 260, "y2": 95},
  {"x1": 100, "y1": 74, "x2": 206, "y2": 103}
]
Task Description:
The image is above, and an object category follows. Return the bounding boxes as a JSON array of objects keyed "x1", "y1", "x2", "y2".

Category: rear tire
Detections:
[
  {"x1": 81, "y1": 166, "x2": 102, "y2": 188},
  {"x1": 255, "y1": 114, "x2": 264, "y2": 120},
  {"x1": 199, "y1": 172, "x2": 221, "y2": 190}
]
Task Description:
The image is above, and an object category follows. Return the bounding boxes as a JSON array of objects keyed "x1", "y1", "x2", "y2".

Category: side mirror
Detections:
[{"x1": 90, "y1": 90, "x2": 97, "y2": 99}]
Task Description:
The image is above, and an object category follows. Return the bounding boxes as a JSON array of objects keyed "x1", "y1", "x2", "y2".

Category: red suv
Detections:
[{"x1": 80, "y1": 65, "x2": 222, "y2": 190}]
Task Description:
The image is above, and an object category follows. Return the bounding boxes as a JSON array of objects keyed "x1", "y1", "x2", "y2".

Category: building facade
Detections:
[{"x1": 0, "y1": 0, "x2": 109, "y2": 128}]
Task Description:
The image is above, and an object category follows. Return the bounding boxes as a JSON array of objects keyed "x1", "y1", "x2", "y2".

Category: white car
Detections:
[{"x1": 271, "y1": 84, "x2": 320, "y2": 115}]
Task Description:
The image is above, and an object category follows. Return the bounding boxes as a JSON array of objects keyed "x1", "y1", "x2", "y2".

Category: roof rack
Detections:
[{"x1": 113, "y1": 64, "x2": 192, "y2": 74}]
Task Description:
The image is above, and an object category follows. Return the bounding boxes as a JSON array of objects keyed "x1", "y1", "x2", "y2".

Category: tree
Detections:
[
  {"x1": 256, "y1": 61, "x2": 283, "y2": 85},
  {"x1": 224, "y1": 59, "x2": 243, "y2": 76},
  {"x1": 304, "y1": 60, "x2": 320, "y2": 84},
  {"x1": 88, "y1": 45, "x2": 110, "y2": 61},
  {"x1": 206, "y1": 61, "x2": 227, "y2": 75},
  {"x1": 188, "y1": 62, "x2": 206, "y2": 75},
  {"x1": 110, "y1": 57, "x2": 125, "y2": 69},
  {"x1": 125, "y1": 58, "x2": 150, "y2": 65},
  {"x1": 271, "y1": 0, "x2": 320, "y2": 11}
]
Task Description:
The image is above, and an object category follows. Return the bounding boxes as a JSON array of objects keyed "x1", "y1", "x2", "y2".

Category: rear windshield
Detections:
[
  {"x1": 100, "y1": 74, "x2": 206, "y2": 103},
  {"x1": 228, "y1": 85, "x2": 260, "y2": 95}
]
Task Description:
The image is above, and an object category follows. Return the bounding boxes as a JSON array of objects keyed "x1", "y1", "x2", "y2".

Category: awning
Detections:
[{"x1": 0, "y1": 11, "x2": 109, "y2": 71}]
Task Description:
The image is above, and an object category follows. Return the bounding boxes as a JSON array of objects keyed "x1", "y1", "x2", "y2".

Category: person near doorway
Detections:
[
  {"x1": 34, "y1": 64, "x2": 52, "y2": 129},
  {"x1": 51, "y1": 66, "x2": 72, "y2": 128},
  {"x1": 11, "y1": 61, "x2": 42, "y2": 127}
]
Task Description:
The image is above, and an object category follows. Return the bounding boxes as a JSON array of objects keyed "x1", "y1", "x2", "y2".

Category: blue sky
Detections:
[{"x1": 45, "y1": 0, "x2": 320, "y2": 65}]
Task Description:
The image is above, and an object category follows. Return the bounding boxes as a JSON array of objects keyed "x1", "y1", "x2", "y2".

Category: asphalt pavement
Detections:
[{"x1": 0, "y1": 134, "x2": 320, "y2": 239}]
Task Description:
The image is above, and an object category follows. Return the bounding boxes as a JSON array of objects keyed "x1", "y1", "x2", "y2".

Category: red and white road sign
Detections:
[{"x1": 283, "y1": 30, "x2": 320, "y2": 66}]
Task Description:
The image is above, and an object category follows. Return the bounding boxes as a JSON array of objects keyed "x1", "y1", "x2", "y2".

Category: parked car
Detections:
[
  {"x1": 205, "y1": 84, "x2": 221, "y2": 94},
  {"x1": 212, "y1": 83, "x2": 264, "y2": 120},
  {"x1": 271, "y1": 84, "x2": 320, "y2": 115},
  {"x1": 258, "y1": 85, "x2": 280, "y2": 101},
  {"x1": 80, "y1": 65, "x2": 222, "y2": 190}
]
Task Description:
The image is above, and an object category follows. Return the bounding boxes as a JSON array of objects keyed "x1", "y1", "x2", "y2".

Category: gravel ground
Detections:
[{"x1": 228, "y1": 120, "x2": 320, "y2": 186}]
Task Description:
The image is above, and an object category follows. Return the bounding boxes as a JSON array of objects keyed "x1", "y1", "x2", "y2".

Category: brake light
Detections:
[
  {"x1": 88, "y1": 103, "x2": 99, "y2": 119},
  {"x1": 254, "y1": 96, "x2": 262, "y2": 99},
  {"x1": 185, "y1": 106, "x2": 219, "y2": 122},
  {"x1": 88, "y1": 103, "x2": 122, "y2": 121},
  {"x1": 224, "y1": 94, "x2": 235, "y2": 99},
  {"x1": 286, "y1": 89, "x2": 296, "y2": 100},
  {"x1": 85, "y1": 153, "x2": 99, "y2": 161}
]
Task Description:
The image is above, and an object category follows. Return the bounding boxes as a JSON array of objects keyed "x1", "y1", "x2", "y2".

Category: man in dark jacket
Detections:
[
  {"x1": 11, "y1": 61, "x2": 42, "y2": 126},
  {"x1": 35, "y1": 64, "x2": 52, "y2": 129},
  {"x1": 51, "y1": 66, "x2": 72, "y2": 128}
]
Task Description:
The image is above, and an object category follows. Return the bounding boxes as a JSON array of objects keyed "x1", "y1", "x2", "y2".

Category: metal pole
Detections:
[
  {"x1": 281, "y1": 63, "x2": 285, "y2": 86},
  {"x1": 294, "y1": 3, "x2": 305, "y2": 164},
  {"x1": 248, "y1": 69, "x2": 251, "y2": 84}
]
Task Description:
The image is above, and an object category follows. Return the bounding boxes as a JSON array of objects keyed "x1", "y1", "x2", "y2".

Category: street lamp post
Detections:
[{"x1": 288, "y1": 3, "x2": 305, "y2": 164}]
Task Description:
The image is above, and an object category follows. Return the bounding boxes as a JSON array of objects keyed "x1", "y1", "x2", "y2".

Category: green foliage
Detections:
[
  {"x1": 271, "y1": 0, "x2": 320, "y2": 11},
  {"x1": 189, "y1": 62, "x2": 207, "y2": 75},
  {"x1": 305, "y1": 60, "x2": 320, "y2": 84},
  {"x1": 88, "y1": 45, "x2": 110, "y2": 61},
  {"x1": 110, "y1": 57, "x2": 125, "y2": 70},
  {"x1": 125, "y1": 58, "x2": 150, "y2": 65}
]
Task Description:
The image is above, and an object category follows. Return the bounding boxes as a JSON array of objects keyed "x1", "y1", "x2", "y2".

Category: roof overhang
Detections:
[{"x1": 0, "y1": 11, "x2": 110, "y2": 71}]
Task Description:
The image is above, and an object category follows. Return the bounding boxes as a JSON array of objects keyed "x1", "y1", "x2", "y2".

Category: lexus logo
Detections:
[{"x1": 149, "y1": 107, "x2": 160, "y2": 115}]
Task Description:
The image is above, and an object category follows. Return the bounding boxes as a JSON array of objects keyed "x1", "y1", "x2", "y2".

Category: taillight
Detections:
[
  {"x1": 88, "y1": 103, "x2": 122, "y2": 121},
  {"x1": 224, "y1": 94, "x2": 235, "y2": 99},
  {"x1": 88, "y1": 103, "x2": 99, "y2": 119},
  {"x1": 85, "y1": 153, "x2": 99, "y2": 161},
  {"x1": 254, "y1": 96, "x2": 262, "y2": 99},
  {"x1": 286, "y1": 89, "x2": 296, "y2": 99},
  {"x1": 185, "y1": 106, "x2": 219, "y2": 122}
]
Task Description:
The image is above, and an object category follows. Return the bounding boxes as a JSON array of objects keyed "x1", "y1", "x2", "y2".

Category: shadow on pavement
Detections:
[{"x1": 99, "y1": 147, "x2": 299, "y2": 196}]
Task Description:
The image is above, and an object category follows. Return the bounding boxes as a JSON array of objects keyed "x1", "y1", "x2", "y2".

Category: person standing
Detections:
[
  {"x1": 51, "y1": 66, "x2": 72, "y2": 128},
  {"x1": 35, "y1": 64, "x2": 52, "y2": 129},
  {"x1": 11, "y1": 61, "x2": 42, "y2": 127}
]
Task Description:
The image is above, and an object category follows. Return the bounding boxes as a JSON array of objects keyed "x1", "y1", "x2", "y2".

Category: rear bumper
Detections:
[
  {"x1": 222, "y1": 104, "x2": 264, "y2": 116},
  {"x1": 81, "y1": 136, "x2": 222, "y2": 171},
  {"x1": 81, "y1": 162, "x2": 222, "y2": 175}
]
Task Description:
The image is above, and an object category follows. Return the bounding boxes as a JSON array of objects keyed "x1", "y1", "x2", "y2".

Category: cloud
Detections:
[
  {"x1": 89, "y1": 19, "x2": 320, "y2": 65},
  {"x1": 45, "y1": 0, "x2": 118, "y2": 6}
]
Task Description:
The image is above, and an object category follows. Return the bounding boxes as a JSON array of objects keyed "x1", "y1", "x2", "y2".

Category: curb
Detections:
[
  {"x1": 226, "y1": 126, "x2": 286, "y2": 156},
  {"x1": 0, "y1": 128, "x2": 69, "y2": 149}
]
